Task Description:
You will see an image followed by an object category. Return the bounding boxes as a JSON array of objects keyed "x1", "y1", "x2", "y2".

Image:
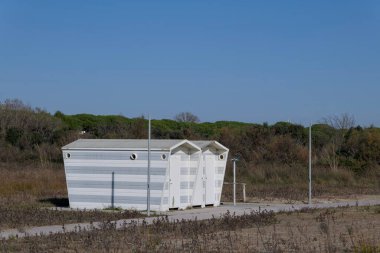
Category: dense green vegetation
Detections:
[{"x1": 0, "y1": 99, "x2": 379, "y2": 200}]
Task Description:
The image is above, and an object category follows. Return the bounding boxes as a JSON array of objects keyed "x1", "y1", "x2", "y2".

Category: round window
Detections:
[
  {"x1": 219, "y1": 154, "x2": 224, "y2": 160},
  {"x1": 161, "y1": 154, "x2": 167, "y2": 160},
  {"x1": 130, "y1": 153, "x2": 138, "y2": 160},
  {"x1": 66, "y1": 153, "x2": 71, "y2": 159}
]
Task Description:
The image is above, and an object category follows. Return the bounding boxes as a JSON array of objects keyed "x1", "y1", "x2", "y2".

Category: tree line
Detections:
[{"x1": 0, "y1": 99, "x2": 379, "y2": 176}]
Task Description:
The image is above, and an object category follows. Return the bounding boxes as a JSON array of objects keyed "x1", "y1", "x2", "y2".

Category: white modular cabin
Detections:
[
  {"x1": 192, "y1": 141, "x2": 229, "y2": 207},
  {"x1": 62, "y1": 139, "x2": 228, "y2": 211},
  {"x1": 62, "y1": 139, "x2": 202, "y2": 211}
]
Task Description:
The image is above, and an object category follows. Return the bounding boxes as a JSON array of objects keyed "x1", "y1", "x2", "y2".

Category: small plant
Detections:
[
  {"x1": 354, "y1": 244, "x2": 380, "y2": 253},
  {"x1": 103, "y1": 206, "x2": 123, "y2": 211}
]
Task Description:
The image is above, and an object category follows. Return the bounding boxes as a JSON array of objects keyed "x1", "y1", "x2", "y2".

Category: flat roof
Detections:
[
  {"x1": 62, "y1": 139, "x2": 228, "y2": 152},
  {"x1": 62, "y1": 139, "x2": 185, "y2": 150}
]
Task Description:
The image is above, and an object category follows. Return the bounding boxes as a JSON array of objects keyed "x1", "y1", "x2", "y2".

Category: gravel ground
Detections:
[{"x1": 1, "y1": 197, "x2": 379, "y2": 240}]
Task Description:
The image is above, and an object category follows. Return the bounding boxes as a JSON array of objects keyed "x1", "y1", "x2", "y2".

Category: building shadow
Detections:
[{"x1": 39, "y1": 197, "x2": 69, "y2": 207}]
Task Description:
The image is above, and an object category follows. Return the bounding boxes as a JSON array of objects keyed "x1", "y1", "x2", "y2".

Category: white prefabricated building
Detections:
[{"x1": 62, "y1": 139, "x2": 229, "y2": 211}]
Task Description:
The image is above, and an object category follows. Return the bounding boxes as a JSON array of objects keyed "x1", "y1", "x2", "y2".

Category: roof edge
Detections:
[
  {"x1": 170, "y1": 139, "x2": 201, "y2": 152},
  {"x1": 212, "y1": 140, "x2": 229, "y2": 152},
  {"x1": 61, "y1": 147, "x2": 171, "y2": 151}
]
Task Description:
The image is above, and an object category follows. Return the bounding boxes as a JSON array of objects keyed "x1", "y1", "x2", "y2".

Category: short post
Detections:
[
  {"x1": 233, "y1": 161, "x2": 236, "y2": 206},
  {"x1": 242, "y1": 183, "x2": 246, "y2": 203},
  {"x1": 111, "y1": 172, "x2": 115, "y2": 208},
  {"x1": 231, "y1": 158, "x2": 239, "y2": 206}
]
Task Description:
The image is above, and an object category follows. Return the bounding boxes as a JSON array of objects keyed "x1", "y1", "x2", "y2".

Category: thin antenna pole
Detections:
[
  {"x1": 147, "y1": 115, "x2": 151, "y2": 216},
  {"x1": 232, "y1": 158, "x2": 237, "y2": 206},
  {"x1": 308, "y1": 124, "x2": 312, "y2": 206}
]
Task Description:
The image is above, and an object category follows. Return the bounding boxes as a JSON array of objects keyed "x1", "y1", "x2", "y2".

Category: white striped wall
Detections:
[
  {"x1": 194, "y1": 149, "x2": 228, "y2": 207},
  {"x1": 62, "y1": 145, "x2": 227, "y2": 211},
  {"x1": 63, "y1": 150, "x2": 170, "y2": 211},
  {"x1": 179, "y1": 151, "x2": 200, "y2": 209},
  {"x1": 214, "y1": 152, "x2": 228, "y2": 205}
]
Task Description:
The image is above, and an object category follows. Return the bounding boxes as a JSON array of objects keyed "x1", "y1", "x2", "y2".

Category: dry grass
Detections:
[
  {"x1": 0, "y1": 163, "x2": 67, "y2": 201},
  {"x1": 223, "y1": 163, "x2": 380, "y2": 202},
  {"x1": 0, "y1": 164, "x2": 145, "y2": 230},
  {"x1": 1, "y1": 206, "x2": 379, "y2": 252},
  {"x1": 0, "y1": 205, "x2": 145, "y2": 231},
  {"x1": 231, "y1": 206, "x2": 380, "y2": 252},
  {"x1": 1, "y1": 162, "x2": 379, "y2": 205}
]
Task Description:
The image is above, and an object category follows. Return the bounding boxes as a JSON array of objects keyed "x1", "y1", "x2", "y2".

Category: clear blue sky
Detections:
[{"x1": 1, "y1": 1, "x2": 379, "y2": 126}]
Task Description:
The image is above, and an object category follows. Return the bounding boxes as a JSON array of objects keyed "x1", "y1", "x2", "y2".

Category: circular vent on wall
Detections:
[{"x1": 130, "y1": 153, "x2": 138, "y2": 160}]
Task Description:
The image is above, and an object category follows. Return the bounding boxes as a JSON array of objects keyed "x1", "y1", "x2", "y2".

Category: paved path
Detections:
[{"x1": 1, "y1": 199, "x2": 379, "y2": 240}]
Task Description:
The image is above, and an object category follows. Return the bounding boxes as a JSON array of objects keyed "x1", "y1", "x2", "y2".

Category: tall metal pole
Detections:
[
  {"x1": 233, "y1": 159, "x2": 236, "y2": 206},
  {"x1": 308, "y1": 124, "x2": 312, "y2": 206},
  {"x1": 147, "y1": 115, "x2": 151, "y2": 216}
]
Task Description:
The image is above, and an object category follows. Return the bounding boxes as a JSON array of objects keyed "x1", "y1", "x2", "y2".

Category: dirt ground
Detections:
[
  {"x1": 2, "y1": 205, "x2": 378, "y2": 252},
  {"x1": 226, "y1": 206, "x2": 379, "y2": 252},
  {"x1": 164, "y1": 205, "x2": 380, "y2": 252}
]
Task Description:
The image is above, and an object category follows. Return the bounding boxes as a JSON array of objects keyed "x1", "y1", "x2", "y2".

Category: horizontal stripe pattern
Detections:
[
  {"x1": 63, "y1": 149, "x2": 228, "y2": 210},
  {"x1": 180, "y1": 196, "x2": 191, "y2": 204},
  {"x1": 180, "y1": 181, "x2": 194, "y2": 189},
  {"x1": 66, "y1": 174, "x2": 165, "y2": 183},
  {"x1": 65, "y1": 151, "x2": 169, "y2": 161},
  {"x1": 70, "y1": 202, "x2": 161, "y2": 209},
  {"x1": 65, "y1": 166, "x2": 166, "y2": 175},
  {"x1": 216, "y1": 167, "x2": 224, "y2": 174},
  {"x1": 69, "y1": 195, "x2": 162, "y2": 205},
  {"x1": 68, "y1": 188, "x2": 163, "y2": 197},
  {"x1": 66, "y1": 172, "x2": 165, "y2": 179},
  {"x1": 64, "y1": 160, "x2": 168, "y2": 168},
  {"x1": 180, "y1": 167, "x2": 197, "y2": 175},
  {"x1": 67, "y1": 181, "x2": 164, "y2": 190}
]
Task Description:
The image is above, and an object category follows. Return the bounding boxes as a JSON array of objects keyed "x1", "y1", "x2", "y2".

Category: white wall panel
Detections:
[{"x1": 66, "y1": 174, "x2": 166, "y2": 182}]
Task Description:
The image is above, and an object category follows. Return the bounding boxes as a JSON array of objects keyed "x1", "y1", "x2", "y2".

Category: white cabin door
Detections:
[
  {"x1": 205, "y1": 155, "x2": 215, "y2": 205},
  {"x1": 169, "y1": 155, "x2": 181, "y2": 208}
]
